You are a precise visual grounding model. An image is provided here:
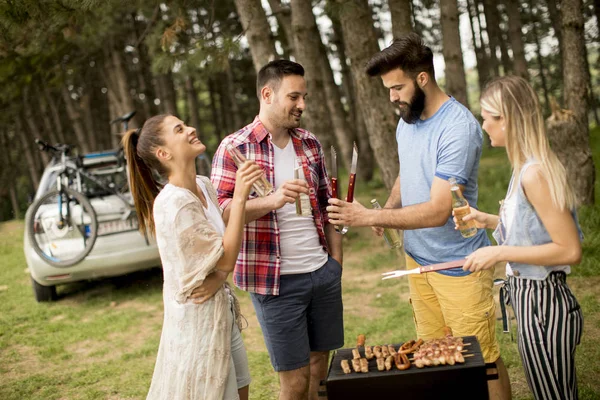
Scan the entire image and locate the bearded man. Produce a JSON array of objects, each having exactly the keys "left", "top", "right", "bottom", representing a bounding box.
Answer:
[{"left": 326, "top": 33, "right": 512, "bottom": 400}]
